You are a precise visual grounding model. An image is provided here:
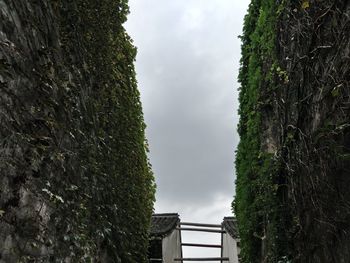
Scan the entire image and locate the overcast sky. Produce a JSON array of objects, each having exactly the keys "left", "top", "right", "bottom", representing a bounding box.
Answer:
[{"left": 126, "top": 0, "right": 249, "bottom": 259}]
